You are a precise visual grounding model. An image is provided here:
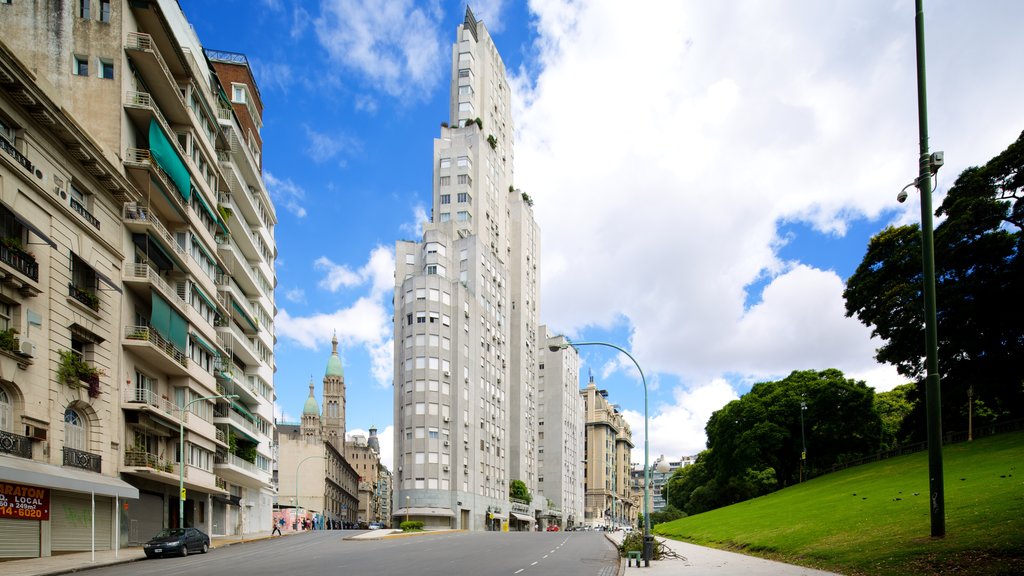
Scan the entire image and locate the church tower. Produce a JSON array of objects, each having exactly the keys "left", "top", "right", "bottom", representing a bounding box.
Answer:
[
  {"left": 323, "top": 334, "right": 347, "bottom": 449},
  {"left": 301, "top": 379, "right": 321, "bottom": 438}
]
